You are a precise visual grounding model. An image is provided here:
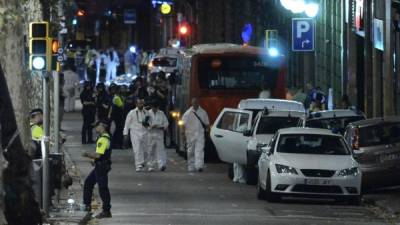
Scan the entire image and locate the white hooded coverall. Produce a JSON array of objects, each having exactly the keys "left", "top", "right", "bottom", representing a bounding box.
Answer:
[
  {"left": 123, "top": 108, "right": 149, "bottom": 169},
  {"left": 105, "top": 50, "right": 119, "bottom": 82},
  {"left": 147, "top": 110, "right": 169, "bottom": 170},
  {"left": 182, "top": 106, "right": 209, "bottom": 171}
]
